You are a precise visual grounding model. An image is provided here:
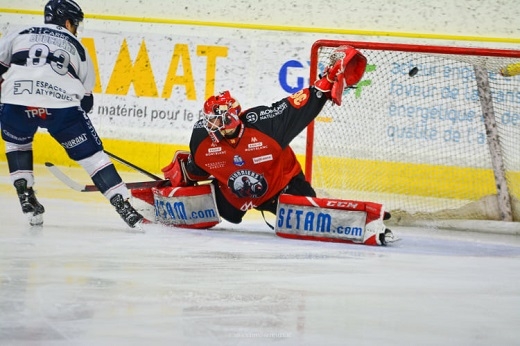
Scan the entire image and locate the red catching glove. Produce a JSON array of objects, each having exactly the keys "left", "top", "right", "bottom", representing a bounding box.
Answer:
[{"left": 314, "top": 46, "right": 367, "bottom": 106}]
